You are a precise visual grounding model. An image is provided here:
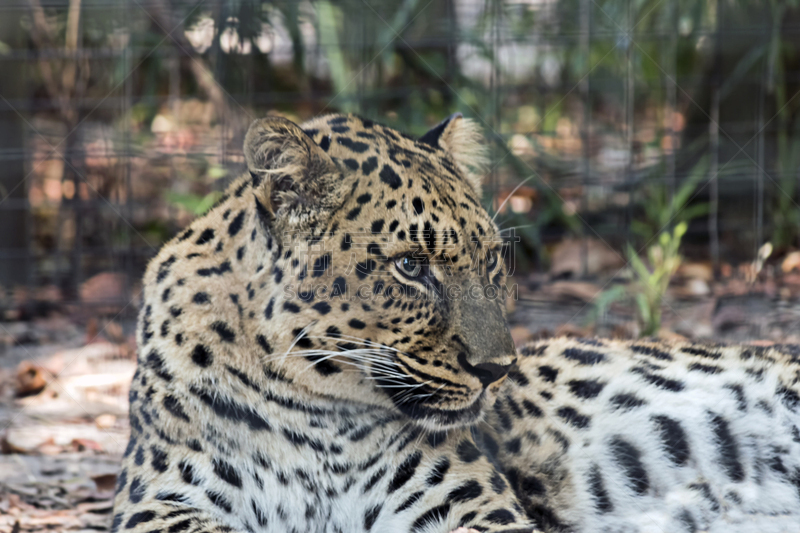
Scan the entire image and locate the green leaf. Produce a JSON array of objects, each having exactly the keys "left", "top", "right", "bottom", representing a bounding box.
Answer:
[
  {"left": 720, "top": 43, "right": 767, "bottom": 101},
  {"left": 587, "top": 285, "right": 627, "bottom": 326},
  {"left": 668, "top": 156, "right": 708, "bottom": 224},
  {"left": 166, "top": 191, "right": 222, "bottom": 216},
  {"left": 674, "top": 221, "right": 688, "bottom": 240},
  {"left": 635, "top": 293, "right": 651, "bottom": 329},
  {"left": 208, "top": 165, "right": 228, "bottom": 180},
  {"left": 317, "top": 2, "right": 354, "bottom": 113},
  {"left": 628, "top": 250, "right": 652, "bottom": 283}
]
